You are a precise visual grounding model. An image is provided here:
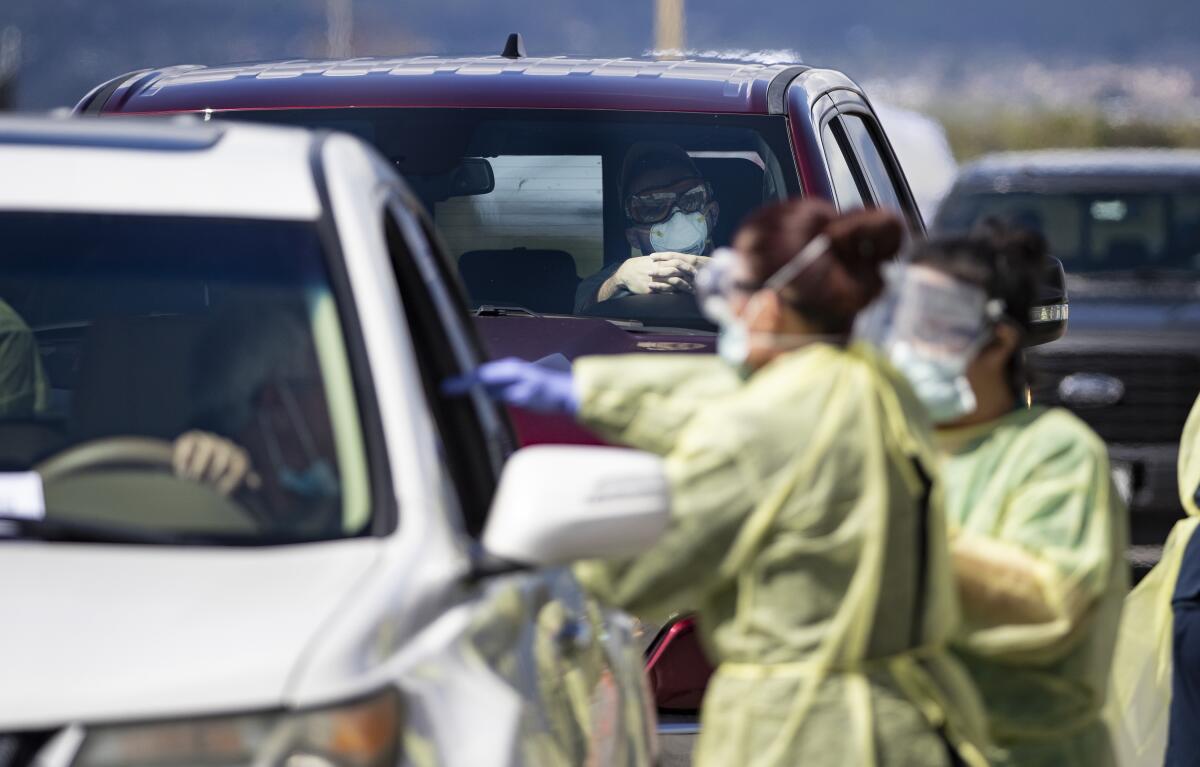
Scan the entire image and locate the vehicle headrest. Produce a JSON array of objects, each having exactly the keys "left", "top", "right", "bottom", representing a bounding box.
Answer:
[
  {"left": 70, "top": 315, "right": 209, "bottom": 442},
  {"left": 692, "top": 157, "right": 765, "bottom": 248}
]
